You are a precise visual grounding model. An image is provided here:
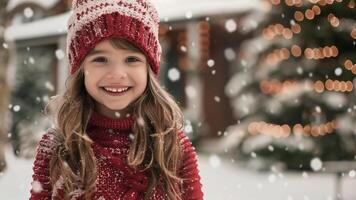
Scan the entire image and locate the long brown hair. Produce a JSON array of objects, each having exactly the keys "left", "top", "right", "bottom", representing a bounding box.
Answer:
[{"left": 45, "top": 38, "right": 185, "bottom": 199}]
